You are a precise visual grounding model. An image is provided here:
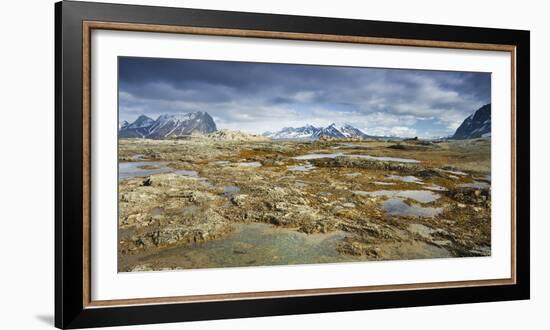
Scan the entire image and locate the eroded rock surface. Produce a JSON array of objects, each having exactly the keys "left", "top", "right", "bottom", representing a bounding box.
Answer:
[{"left": 118, "top": 138, "right": 491, "bottom": 271}]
